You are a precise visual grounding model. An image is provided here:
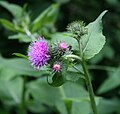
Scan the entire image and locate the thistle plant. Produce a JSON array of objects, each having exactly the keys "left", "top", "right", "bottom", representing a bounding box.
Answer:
[
  {"left": 0, "top": 1, "right": 110, "bottom": 113},
  {"left": 26, "top": 10, "right": 108, "bottom": 114},
  {"left": 67, "top": 21, "right": 98, "bottom": 113}
]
